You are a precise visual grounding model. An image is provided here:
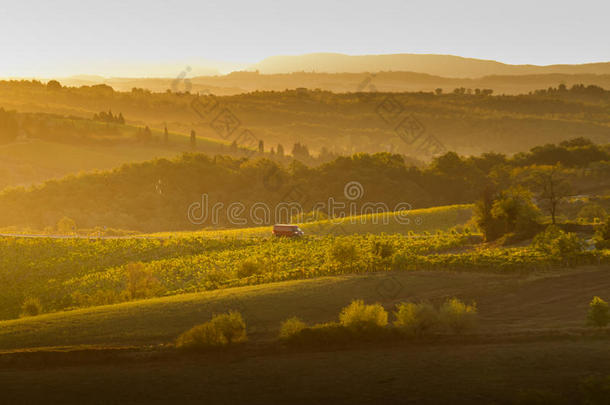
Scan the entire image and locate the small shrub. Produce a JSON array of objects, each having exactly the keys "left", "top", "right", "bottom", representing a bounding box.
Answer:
[
  {"left": 532, "top": 225, "right": 584, "bottom": 260},
  {"left": 339, "top": 300, "right": 388, "bottom": 332},
  {"left": 176, "top": 311, "right": 247, "bottom": 350},
  {"left": 124, "top": 262, "right": 161, "bottom": 300},
  {"left": 327, "top": 240, "right": 359, "bottom": 268},
  {"left": 580, "top": 375, "right": 610, "bottom": 405},
  {"left": 279, "top": 317, "right": 307, "bottom": 340},
  {"left": 394, "top": 302, "right": 439, "bottom": 336},
  {"left": 20, "top": 297, "right": 43, "bottom": 317},
  {"left": 236, "top": 259, "right": 263, "bottom": 278},
  {"left": 439, "top": 298, "right": 477, "bottom": 334},
  {"left": 586, "top": 296, "right": 609, "bottom": 328}
]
